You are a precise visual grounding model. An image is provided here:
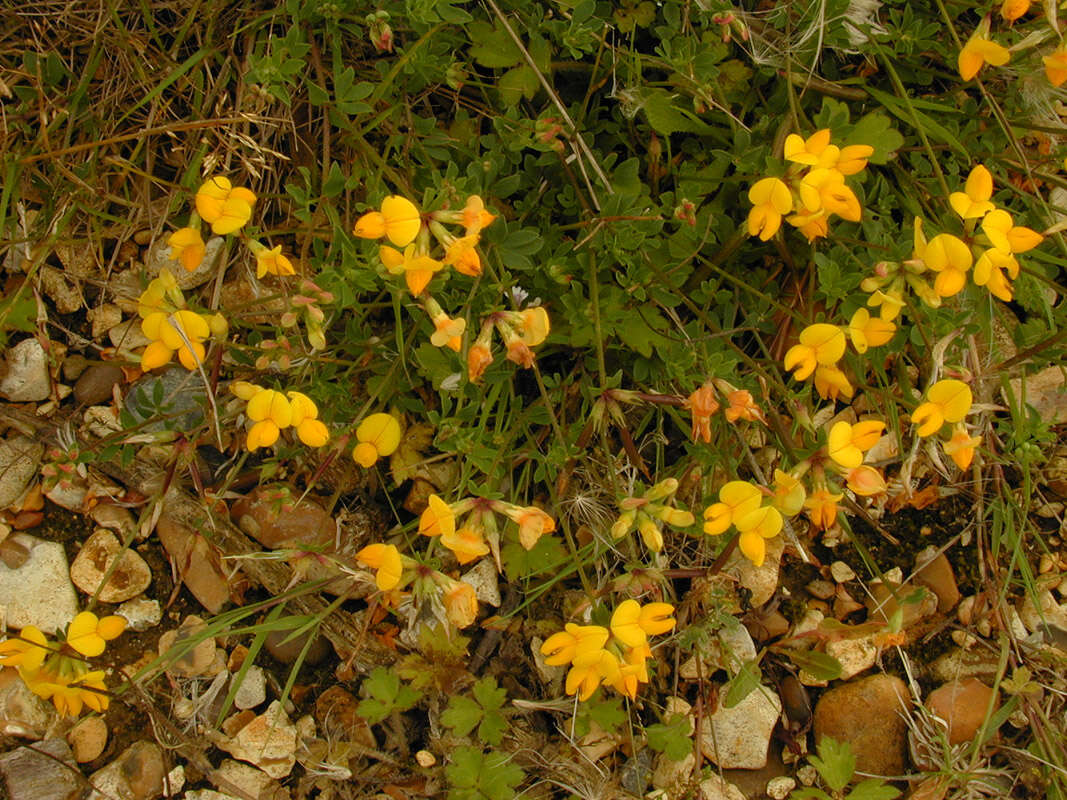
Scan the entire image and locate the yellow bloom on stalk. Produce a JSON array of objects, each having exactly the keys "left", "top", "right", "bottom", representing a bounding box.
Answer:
[
  {"left": 140, "top": 309, "right": 211, "bottom": 371},
  {"left": 430, "top": 313, "right": 466, "bottom": 352},
  {"left": 245, "top": 389, "right": 292, "bottom": 450},
  {"left": 1000, "top": 0, "right": 1031, "bottom": 23},
  {"left": 353, "top": 195, "right": 421, "bottom": 247},
  {"left": 441, "top": 526, "right": 490, "bottom": 565},
  {"left": 784, "top": 129, "right": 834, "bottom": 166},
  {"left": 920, "top": 233, "right": 973, "bottom": 298},
  {"left": 256, "top": 245, "right": 296, "bottom": 278},
  {"left": 827, "top": 420, "right": 885, "bottom": 470},
  {"left": 195, "top": 176, "right": 256, "bottom": 235},
  {"left": 958, "top": 33, "right": 1010, "bottom": 81},
  {"left": 846, "top": 466, "right": 887, "bottom": 496},
  {"left": 772, "top": 469, "right": 806, "bottom": 516},
  {"left": 950, "top": 166, "right": 996, "bottom": 220},
  {"left": 747, "top": 177, "right": 792, "bottom": 241},
  {"left": 867, "top": 287, "right": 906, "bottom": 322},
  {"left": 736, "top": 505, "right": 783, "bottom": 566},
  {"left": 24, "top": 668, "right": 110, "bottom": 717},
  {"left": 519, "top": 307, "right": 551, "bottom": 346},
  {"left": 980, "top": 210, "right": 1043, "bottom": 255},
  {"left": 703, "top": 480, "right": 762, "bottom": 535},
  {"left": 379, "top": 244, "right": 444, "bottom": 295},
  {"left": 287, "top": 391, "right": 329, "bottom": 447},
  {"left": 973, "top": 248, "right": 1020, "bottom": 302},
  {"left": 443, "top": 580, "right": 479, "bottom": 628},
  {"left": 461, "top": 195, "right": 496, "bottom": 235},
  {"left": 610, "top": 600, "right": 676, "bottom": 648},
  {"left": 784, "top": 323, "right": 846, "bottom": 381},
  {"left": 356, "top": 543, "right": 404, "bottom": 591},
  {"left": 168, "top": 227, "right": 206, "bottom": 272},
  {"left": 1044, "top": 45, "right": 1067, "bottom": 86},
  {"left": 798, "top": 168, "right": 861, "bottom": 222},
  {"left": 848, "top": 308, "right": 896, "bottom": 354},
  {"left": 724, "top": 390, "right": 764, "bottom": 424},
  {"left": 0, "top": 626, "right": 49, "bottom": 671},
  {"left": 836, "top": 144, "right": 875, "bottom": 176},
  {"left": 540, "top": 624, "right": 610, "bottom": 666},
  {"left": 443, "top": 234, "right": 482, "bottom": 277},
  {"left": 353, "top": 413, "right": 402, "bottom": 467},
  {"left": 566, "top": 649, "right": 620, "bottom": 701},
  {"left": 419, "top": 494, "right": 455, "bottom": 538},
  {"left": 944, "top": 425, "right": 982, "bottom": 470},
  {"left": 912, "top": 379, "right": 973, "bottom": 437},
  {"left": 813, "top": 365, "right": 853, "bottom": 401},
  {"left": 805, "top": 488, "right": 843, "bottom": 530},
  {"left": 65, "top": 611, "right": 126, "bottom": 658}
]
